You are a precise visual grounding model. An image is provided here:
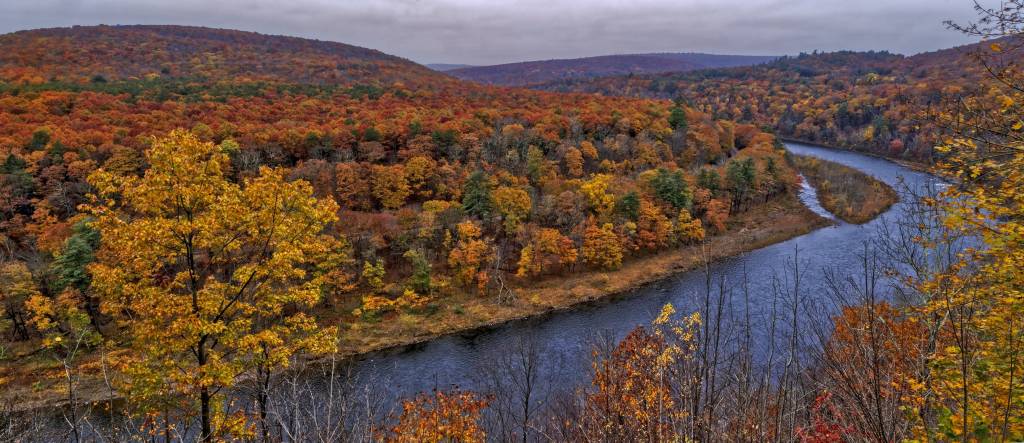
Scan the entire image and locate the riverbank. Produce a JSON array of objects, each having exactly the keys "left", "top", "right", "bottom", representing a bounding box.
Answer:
[
  {"left": 4, "top": 192, "right": 830, "bottom": 410},
  {"left": 779, "top": 137, "right": 932, "bottom": 173},
  {"left": 335, "top": 191, "right": 830, "bottom": 359},
  {"left": 792, "top": 154, "right": 899, "bottom": 224}
]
